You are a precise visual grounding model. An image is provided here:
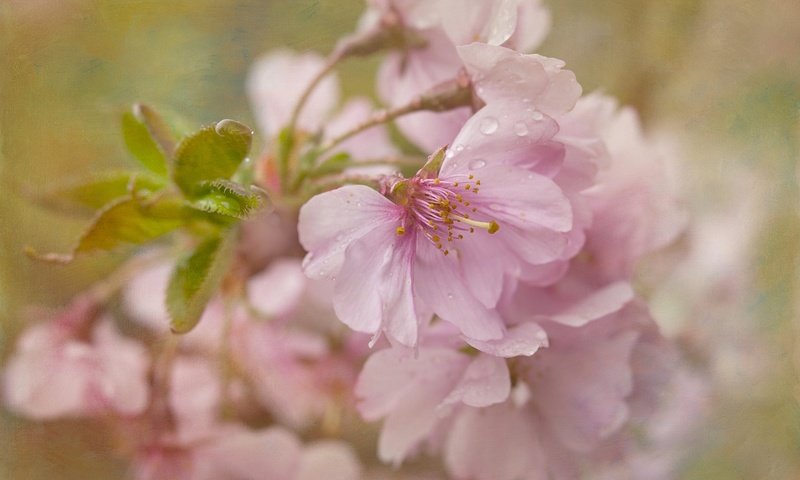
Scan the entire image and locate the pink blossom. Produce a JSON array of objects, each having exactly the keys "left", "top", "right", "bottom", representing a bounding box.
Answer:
[
  {"left": 3, "top": 307, "right": 150, "bottom": 420},
  {"left": 299, "top": 105, "right": 573, "bottom": 347}
]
